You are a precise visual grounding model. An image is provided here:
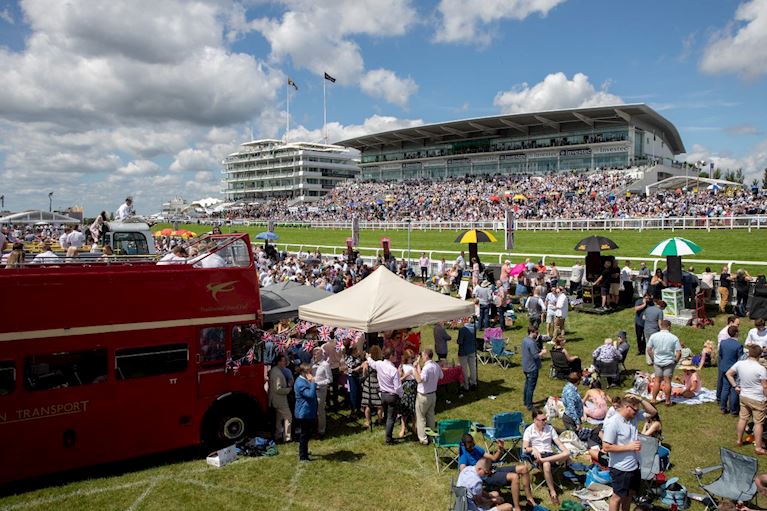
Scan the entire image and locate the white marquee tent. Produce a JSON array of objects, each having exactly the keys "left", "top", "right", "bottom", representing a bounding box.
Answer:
[{"left": 298, "top": 266, "right": 475, "bottom": 332}]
